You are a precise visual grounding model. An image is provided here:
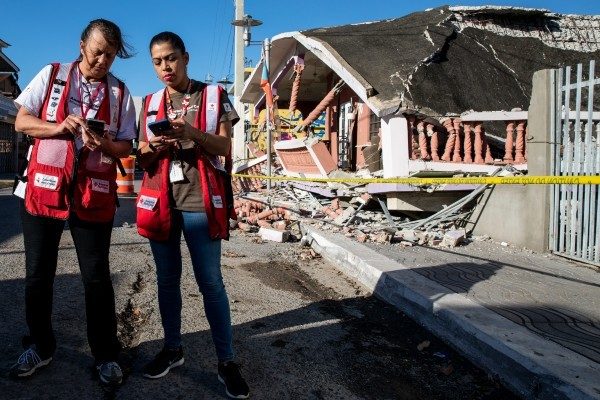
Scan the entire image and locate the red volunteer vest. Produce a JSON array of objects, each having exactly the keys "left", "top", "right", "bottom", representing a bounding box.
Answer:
[
  {"left": 136, "top": 83, "right": 235, "bottom": 241},
  {"left": 25, "top": 62, "right": 124, "bottom": 222}
]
